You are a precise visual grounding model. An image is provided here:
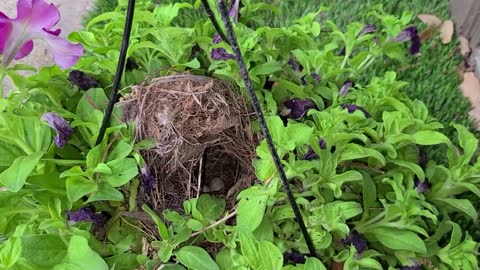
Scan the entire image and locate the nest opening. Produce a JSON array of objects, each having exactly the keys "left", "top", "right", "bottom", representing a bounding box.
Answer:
[{"left": 121, "top": 74, "right": 257, "bottom": 214}]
